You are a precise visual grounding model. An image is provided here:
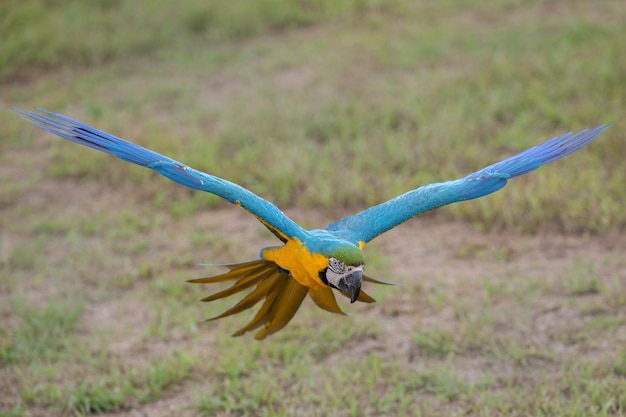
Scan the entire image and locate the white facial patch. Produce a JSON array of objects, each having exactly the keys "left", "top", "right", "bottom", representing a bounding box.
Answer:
[{"left": 326, "top": 257, "right": 363, "bottom": 288}]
